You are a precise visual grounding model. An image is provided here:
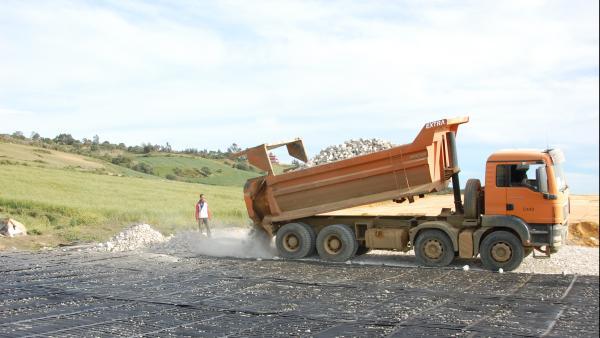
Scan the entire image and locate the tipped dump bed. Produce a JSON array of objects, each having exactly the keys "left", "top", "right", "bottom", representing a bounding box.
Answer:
[{"left": 241, "top": 117, "right": 469, "bottom": 231}]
